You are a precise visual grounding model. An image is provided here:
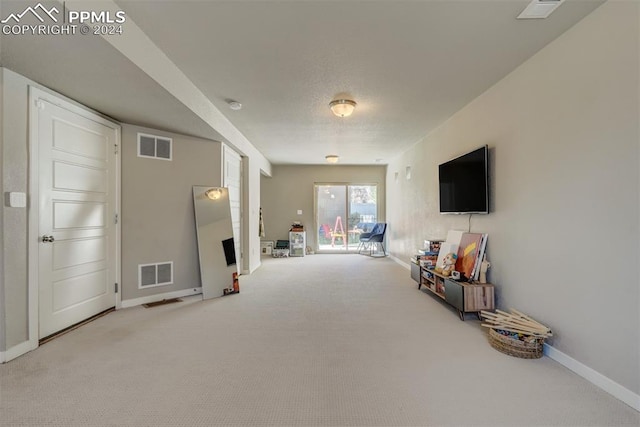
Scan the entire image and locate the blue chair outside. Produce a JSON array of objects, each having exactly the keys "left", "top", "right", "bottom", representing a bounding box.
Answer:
[
  {"left": 358, "top": 223, "right": 387, "bottom": 256},
  {"left": 354, "top": 222, "right": 375, "bottom": 233}
]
